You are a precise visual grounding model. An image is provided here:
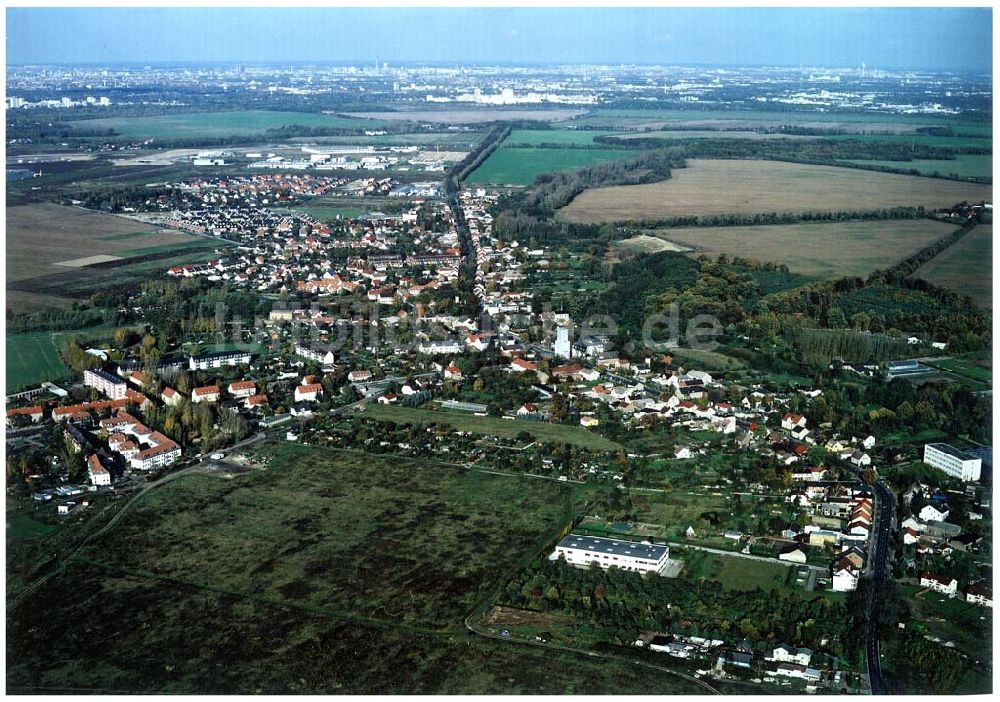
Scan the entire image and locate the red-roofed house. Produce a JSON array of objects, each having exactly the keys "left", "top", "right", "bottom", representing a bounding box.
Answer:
[
  {"left": 5, "top": 406, "right": 43, "bottom": 426},
  {"left": 192, "top": 385, "right": 221, "bottom": 404},
  {"left": 245, "top": 394, "right": 268, "bottom": 409},
  {"left": 161, "top": 386, "right": 182, "bottom": 407},
  {"left": 294, "top": 383, "right": 323, "bottom": 403},
  {"left": 228, "top": 380, "right": 257, "bottom": 399}
]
